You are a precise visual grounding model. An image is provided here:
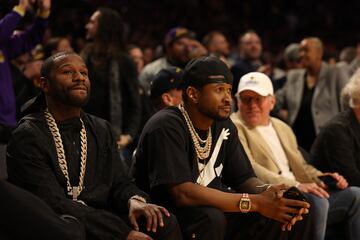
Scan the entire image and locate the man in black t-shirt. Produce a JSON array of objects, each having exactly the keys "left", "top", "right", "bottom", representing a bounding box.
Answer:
[{"left": 135, "top": 56, "right": 313, "bottom": 239}]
